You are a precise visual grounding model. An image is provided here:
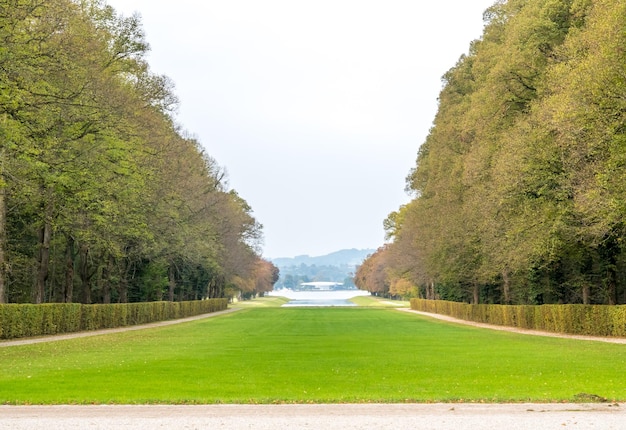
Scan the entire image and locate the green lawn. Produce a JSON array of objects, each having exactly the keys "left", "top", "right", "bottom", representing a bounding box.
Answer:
[
  {"left": 1, "top": 306, "right": 624, "bottom": 404},
  {"left": 232, "top": 295, "right": 291, "bottom": 308},
  {"left": 349, "top": 295, "right": 410, "bottom": 307}
]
